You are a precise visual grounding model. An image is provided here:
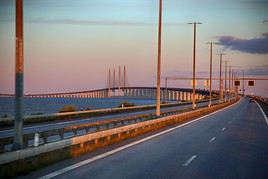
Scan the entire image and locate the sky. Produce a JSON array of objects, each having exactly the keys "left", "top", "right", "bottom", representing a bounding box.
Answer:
[{"left": 0, "top": 0, "right": 267, "bottom": 96}]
